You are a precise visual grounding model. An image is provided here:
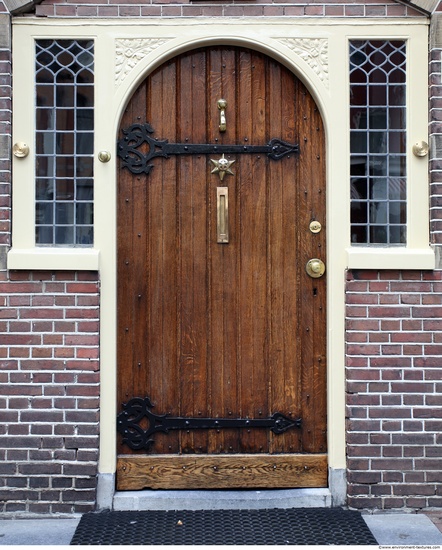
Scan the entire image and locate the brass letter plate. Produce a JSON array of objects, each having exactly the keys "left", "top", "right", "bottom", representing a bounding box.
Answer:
[{"left": 217, "top": 187, "right": 229, "bottom": 243}]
